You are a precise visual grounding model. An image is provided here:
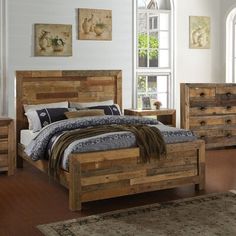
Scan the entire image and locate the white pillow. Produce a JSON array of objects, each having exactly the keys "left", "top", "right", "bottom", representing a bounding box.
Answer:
[
  {"left": 24, "top": 101, "right": 68, "bottom": 113},
  {"left": 70, "top": 100, "right": 114, "bottom": 109},
  {"left": 23, "top": 101, "right": 69, "bottom": 129}
]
